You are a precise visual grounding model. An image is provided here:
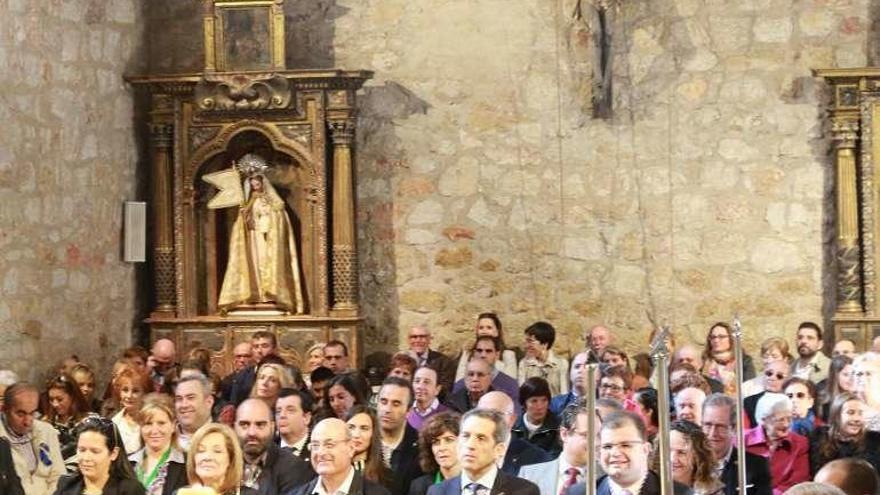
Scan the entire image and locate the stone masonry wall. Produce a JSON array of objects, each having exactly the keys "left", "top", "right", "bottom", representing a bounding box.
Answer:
[
  {"left": 336, "top": 0, "right": 869, "bottom": 358},
  {"left": 0, "top": 0, "right": 143, "bottom": 381}
]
